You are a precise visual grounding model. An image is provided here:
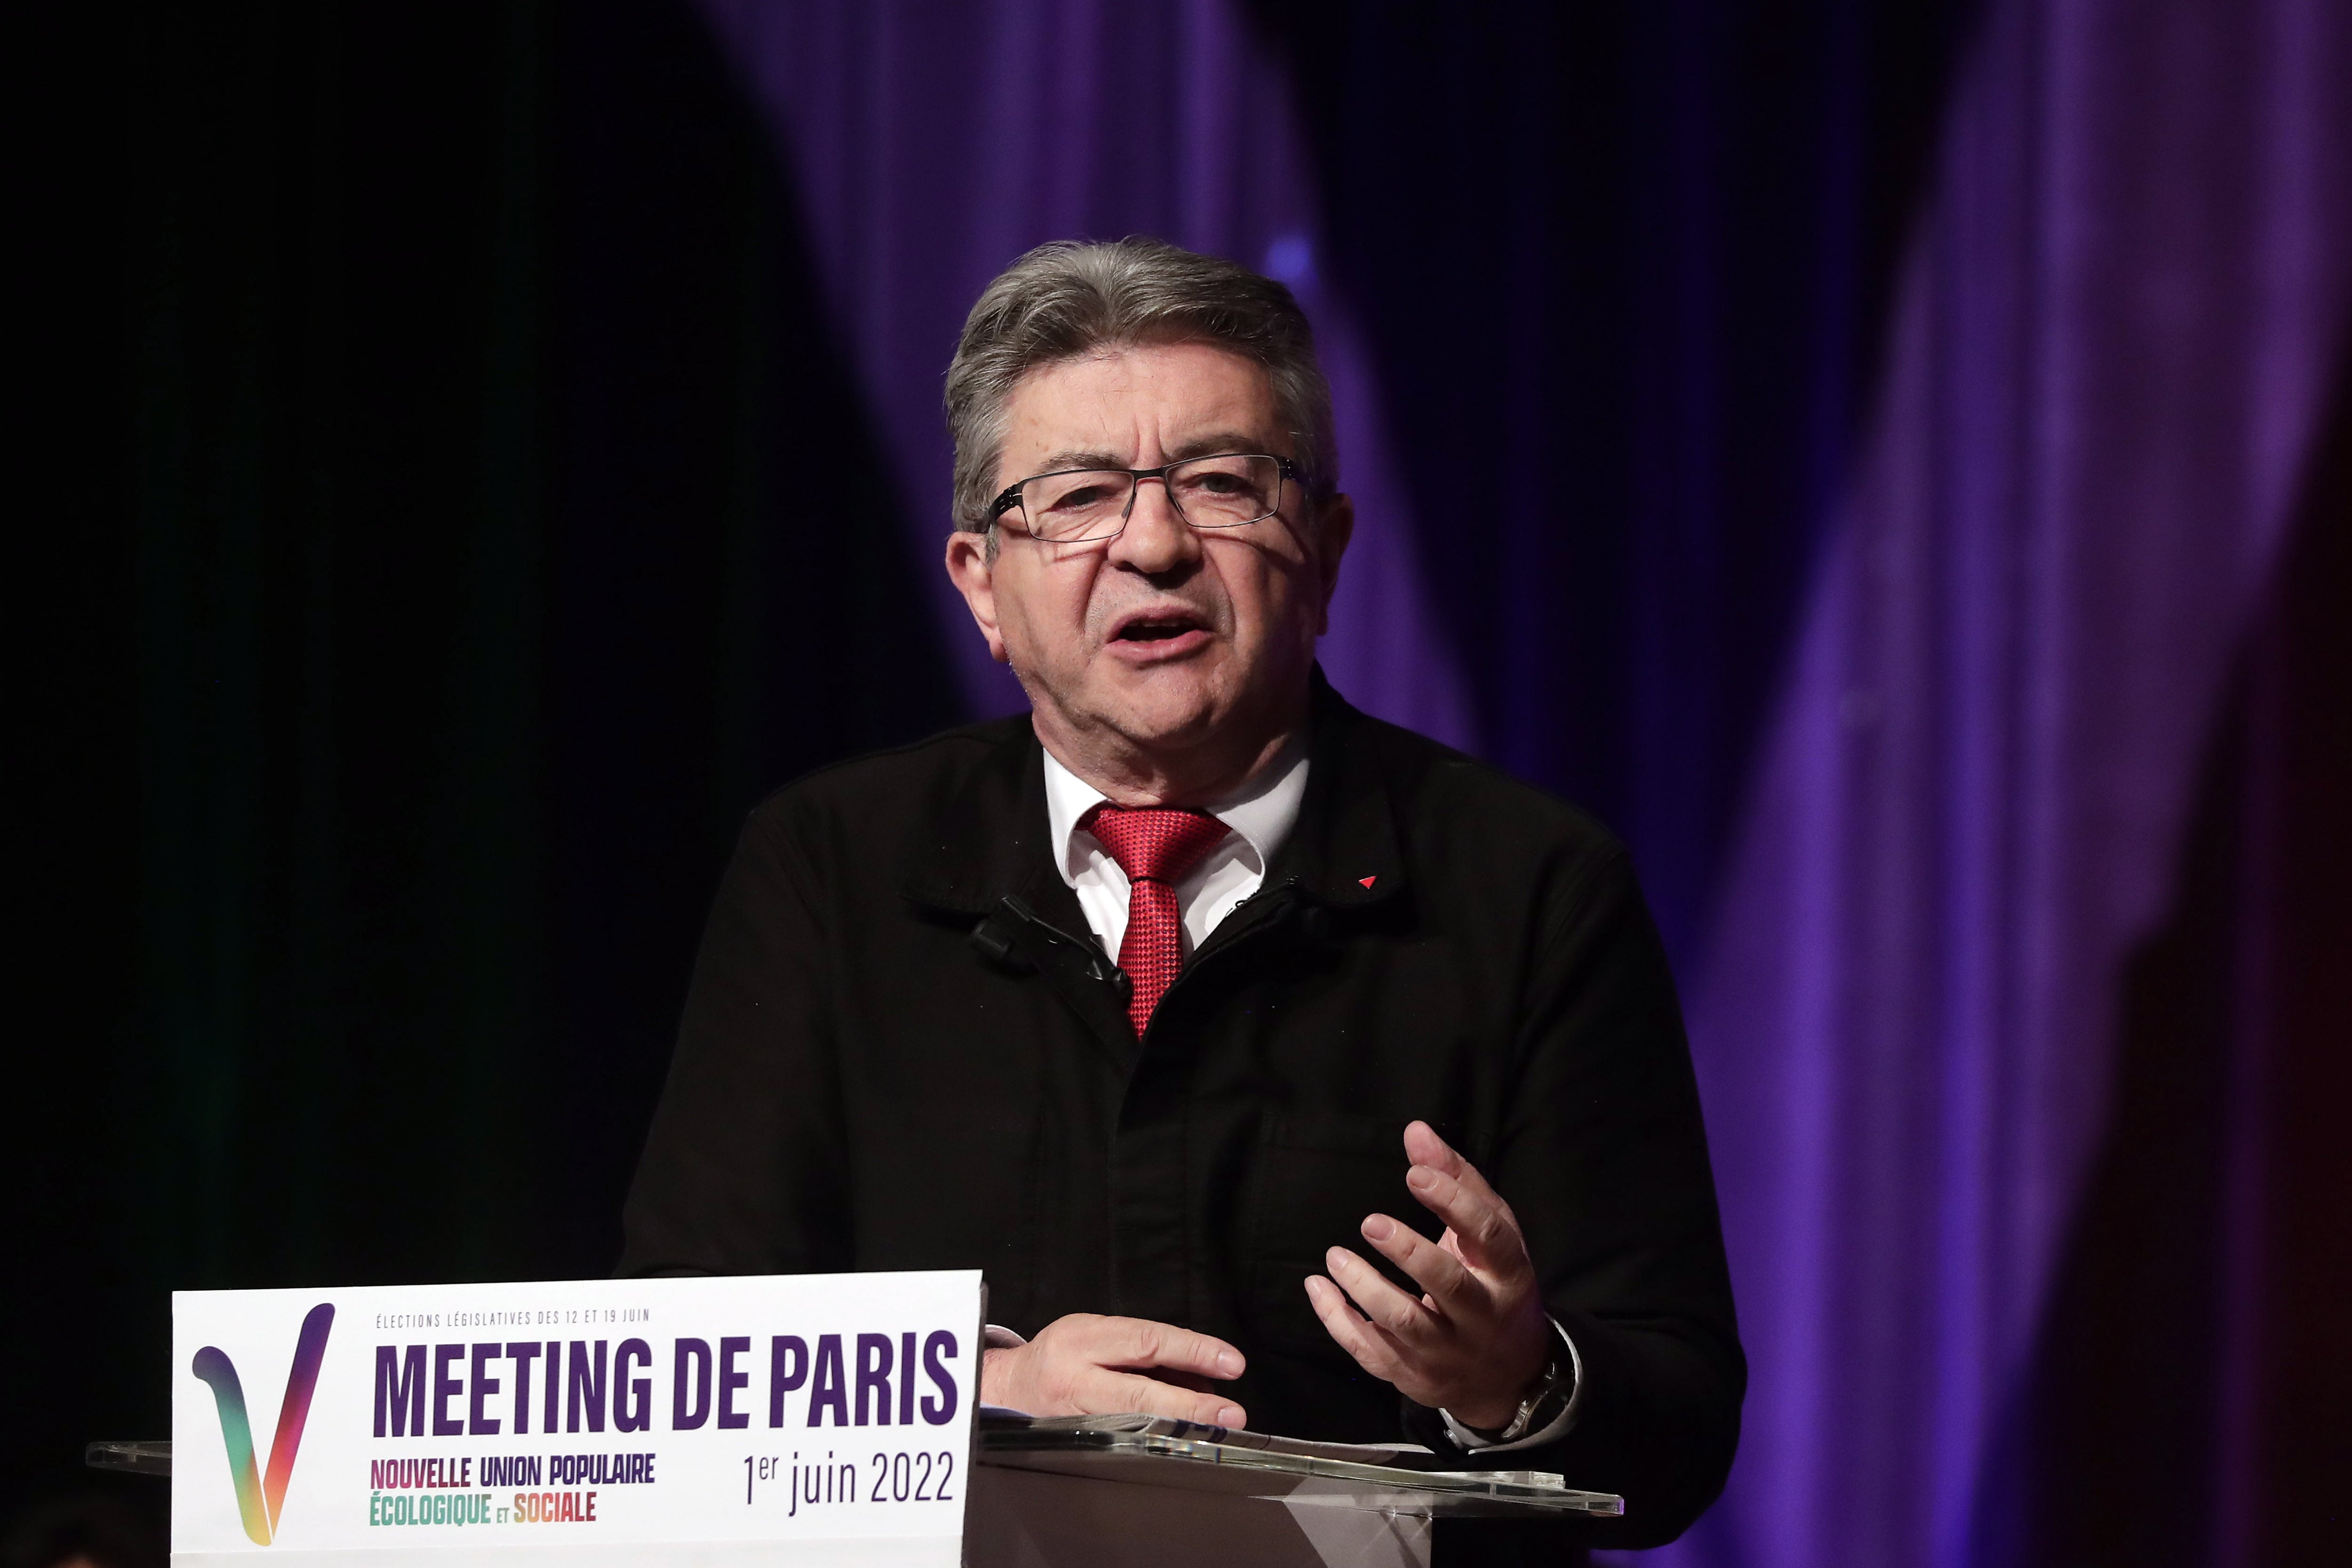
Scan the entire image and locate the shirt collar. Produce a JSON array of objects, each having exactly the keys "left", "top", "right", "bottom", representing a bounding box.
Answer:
[{"left": 1041, "top": 734, "right": 1311, "bottom": 887}]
